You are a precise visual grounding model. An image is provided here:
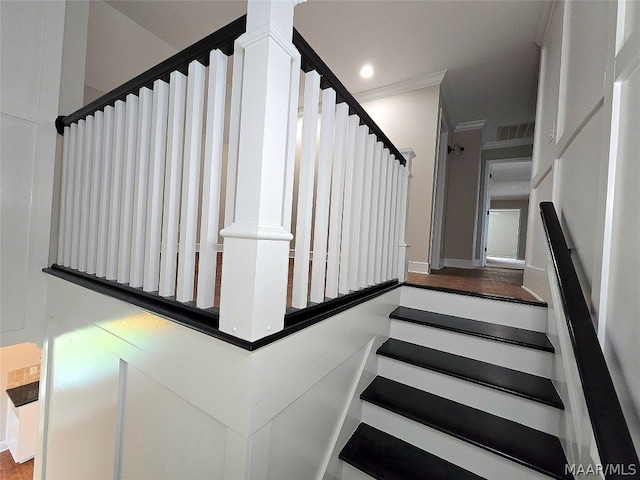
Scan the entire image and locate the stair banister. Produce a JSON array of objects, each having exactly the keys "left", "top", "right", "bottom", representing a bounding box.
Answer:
[{"left": 540, "top": 202, "right": 639, "bottom": 478}]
